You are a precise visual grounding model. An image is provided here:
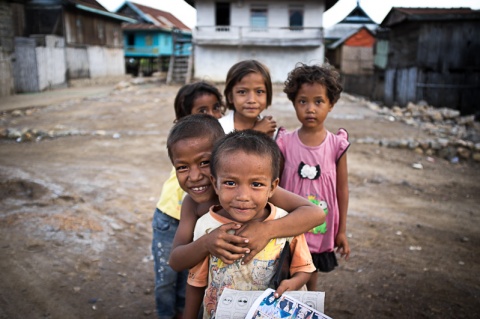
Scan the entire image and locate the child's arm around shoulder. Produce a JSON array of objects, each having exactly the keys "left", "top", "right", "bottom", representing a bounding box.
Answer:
[
  {"left": 236, "top": 188, "right": 326, "bottom": 264},
  {"left": 169, "top": 195, "right": 251, "bottom": 271}
]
